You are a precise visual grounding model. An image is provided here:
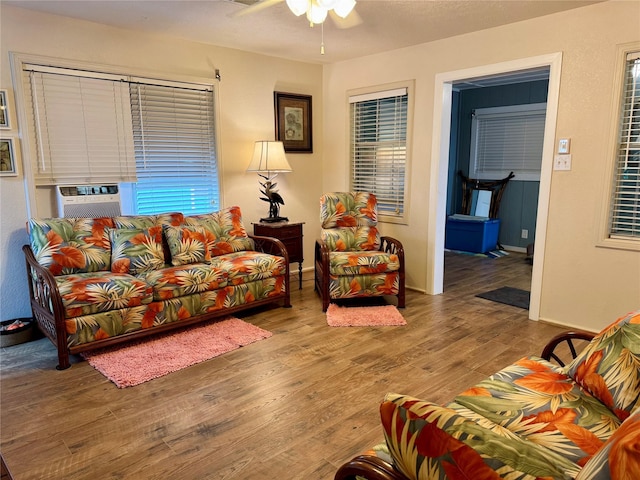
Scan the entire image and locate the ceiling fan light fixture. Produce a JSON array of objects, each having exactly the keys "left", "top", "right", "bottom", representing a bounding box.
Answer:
[
  {"left": 317, "top": 0, "right": 339, "bottom": 9},
  {"left": 306, "top": 1, "right": 328, "bottom": 24},
  {"left": 333, "top": 0, "right": 356, "bottom": 18},
  {"left": 286, "top": 0, "right": 309, "bottom": 16}
]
